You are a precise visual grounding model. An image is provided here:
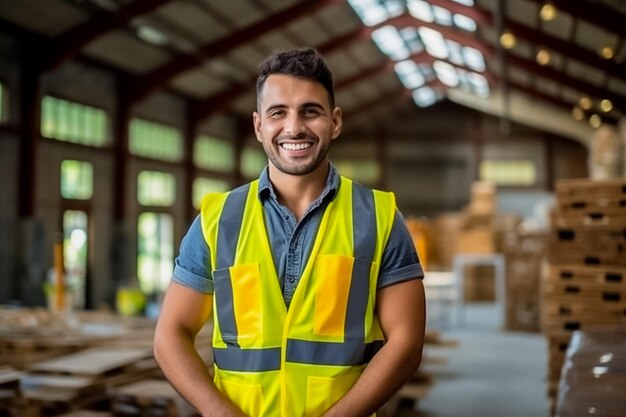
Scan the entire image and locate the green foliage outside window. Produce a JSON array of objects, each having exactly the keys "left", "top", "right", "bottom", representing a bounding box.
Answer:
[
  {"left": 193, "top": 177, "right": 229, "bottom": 209},
  {"left": 41, "top": 96, "right": 107, "bottom": 146},
  {"left": 194, "top": 135, "right": 235, "bottom": 172},
  {"left": 137, "top": 212, "right": 173, "bottom": 294},
  {"left": 137, "top": 170, "right": 176, "bottom": 207},
  {"left": 241, "top": 146, "right": 267, "bottom": 179},
  {"left": 334, "top": 159, "right": 381, "bottom": 185},
  {"left": 61, "top": 160, "right": 93, "bottom": 200},
  {"left": 129, "top": 118, "right": 183, "bottom": 162}
]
